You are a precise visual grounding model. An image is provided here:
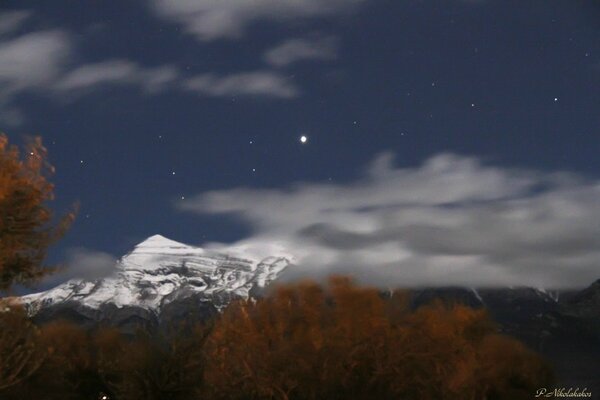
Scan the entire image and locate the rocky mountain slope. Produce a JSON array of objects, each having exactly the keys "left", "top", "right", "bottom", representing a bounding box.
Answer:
[{"left": 18, "top": 235, "right": 291, "bottom": 330}]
